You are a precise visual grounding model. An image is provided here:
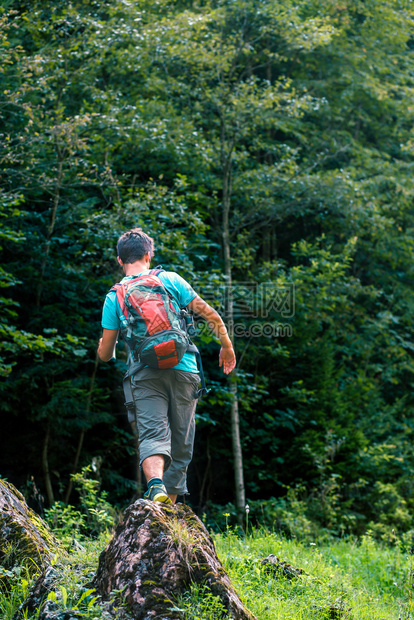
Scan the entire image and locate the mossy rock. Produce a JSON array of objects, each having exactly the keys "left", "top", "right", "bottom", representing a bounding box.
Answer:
[
  {"left": 93, "top": 499, "right": 257, "bottom": 620},
  {"left": 261, "top": 554, "right": 305, "bottom": 579},
  {"left": 0, "top": 479, "right": 61, "bottom": 572}
]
